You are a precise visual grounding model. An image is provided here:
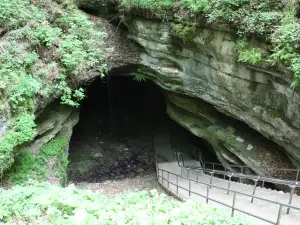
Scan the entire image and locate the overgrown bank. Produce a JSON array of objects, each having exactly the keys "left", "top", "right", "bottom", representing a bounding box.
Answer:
[{"left": 0, "top": 0, "right": 107, "bottom": 181}]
